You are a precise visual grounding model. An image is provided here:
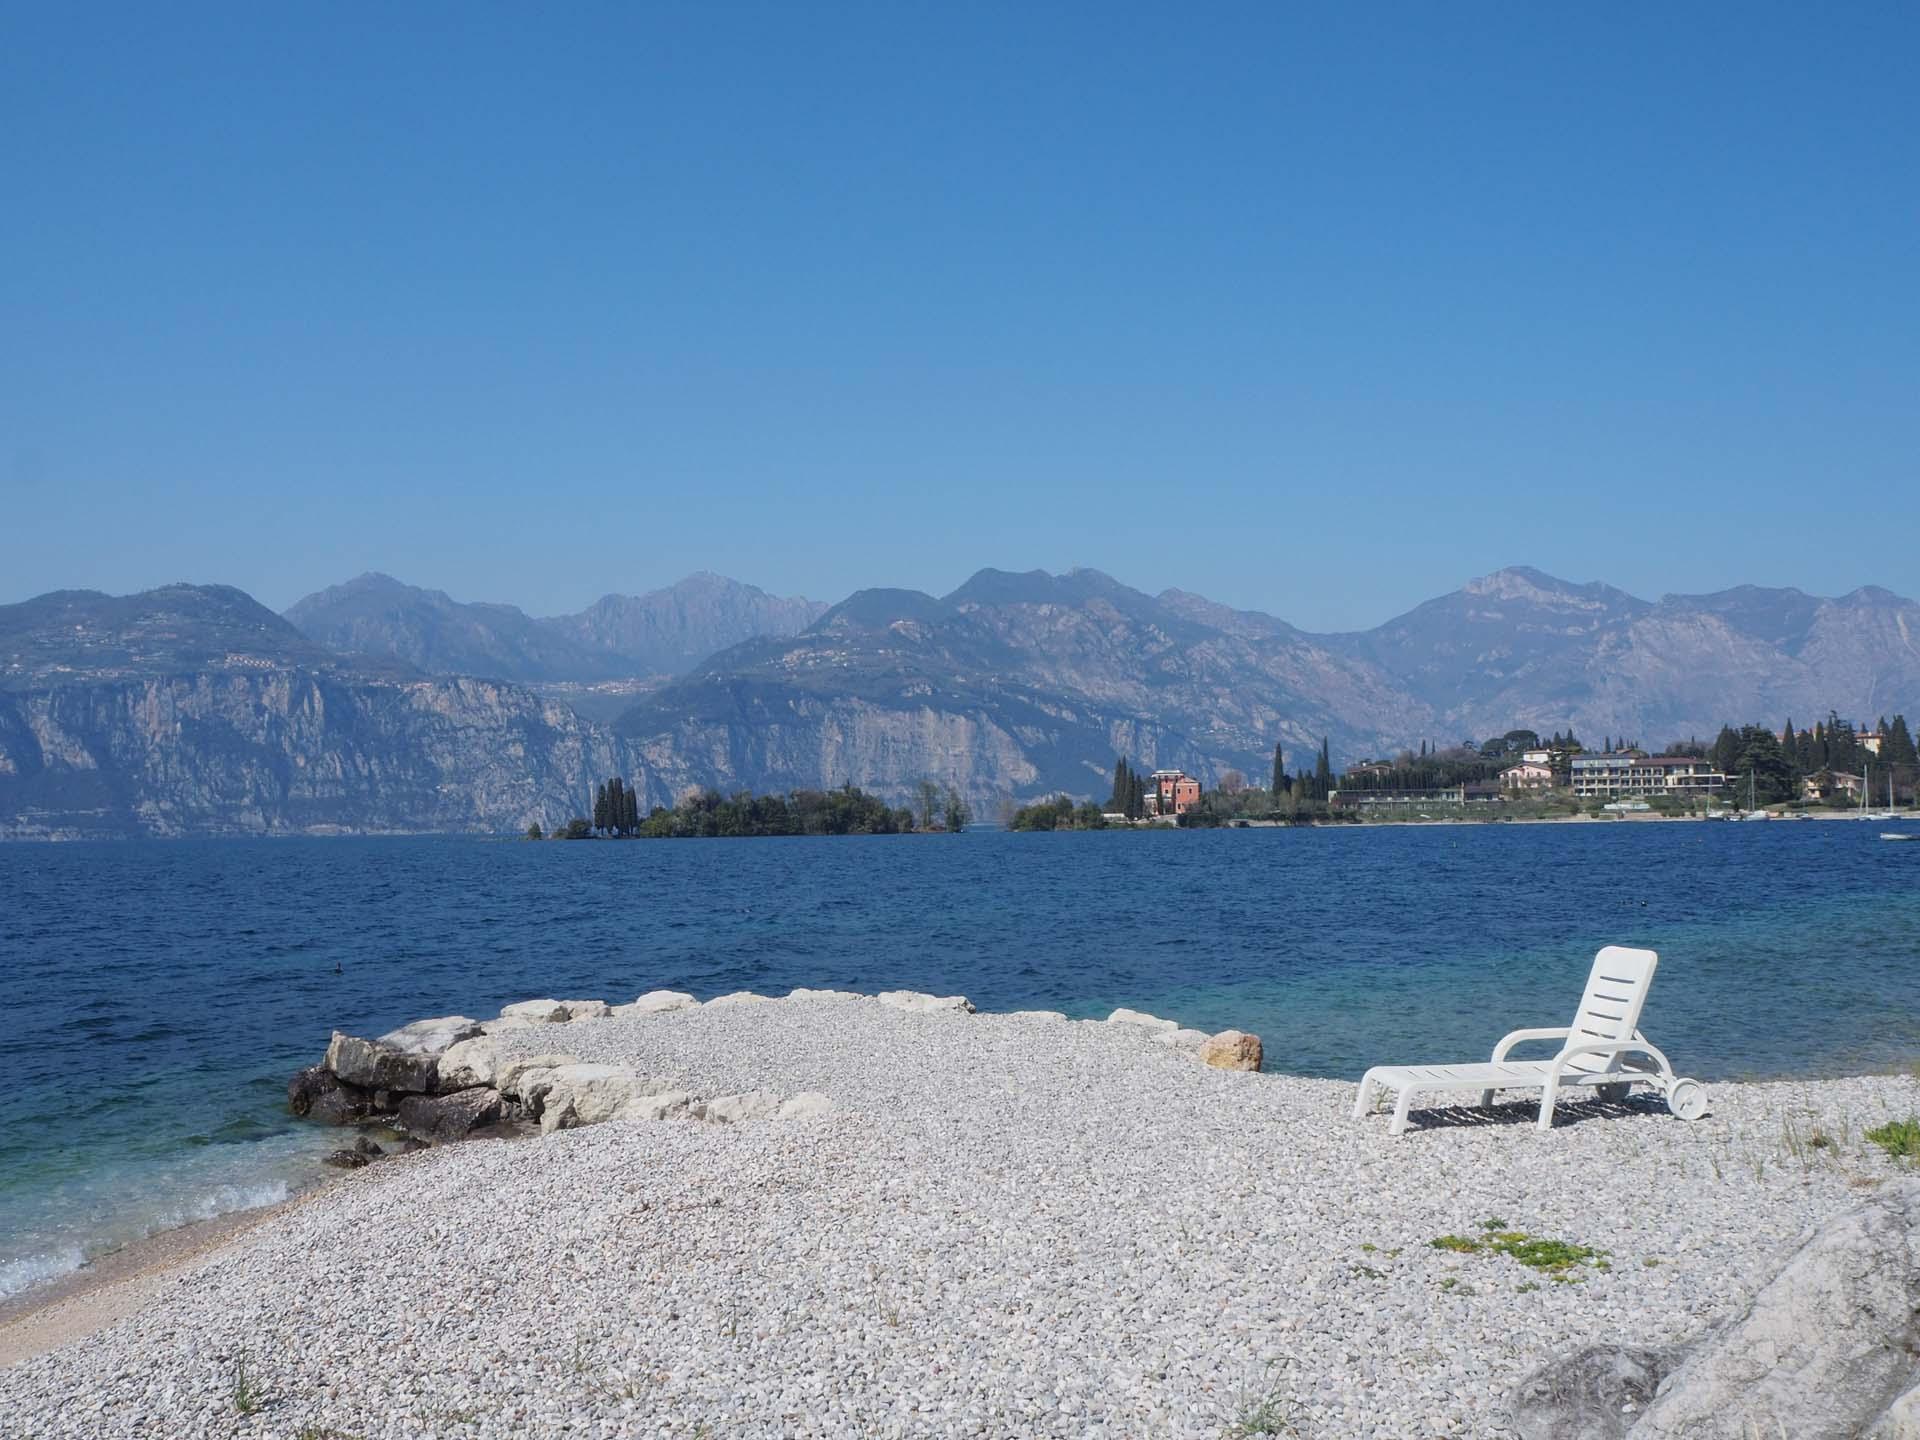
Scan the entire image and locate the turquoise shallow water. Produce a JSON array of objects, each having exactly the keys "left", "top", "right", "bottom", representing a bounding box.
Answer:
[{"left": 1, "top": 821, "right": 1917, "bottom": 1298}]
